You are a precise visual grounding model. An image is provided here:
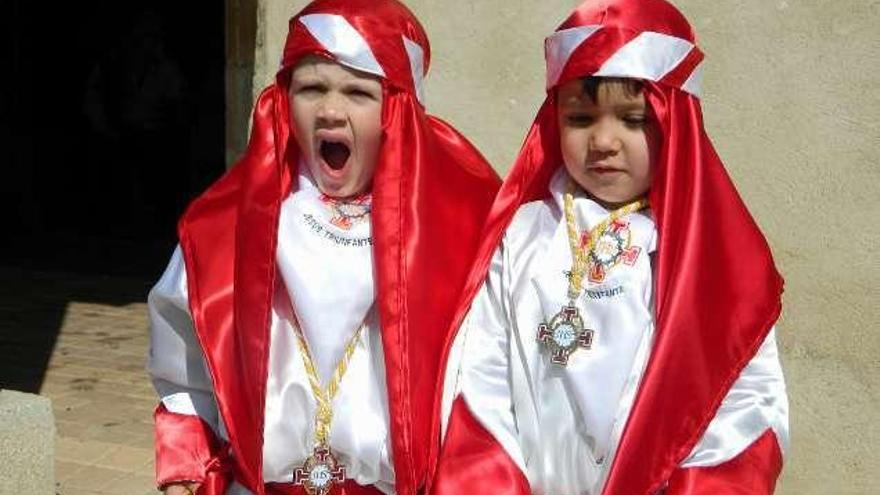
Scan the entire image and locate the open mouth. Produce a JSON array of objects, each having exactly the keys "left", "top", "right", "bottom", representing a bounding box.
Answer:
[{"left": 320, "top": 141, "right": 351, "bottom": 171}]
